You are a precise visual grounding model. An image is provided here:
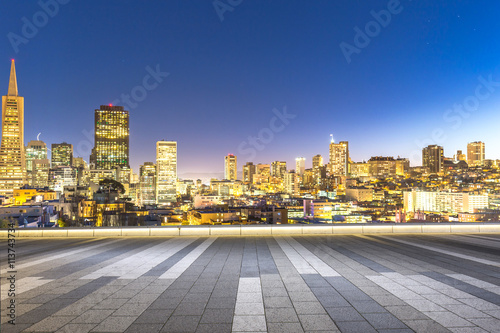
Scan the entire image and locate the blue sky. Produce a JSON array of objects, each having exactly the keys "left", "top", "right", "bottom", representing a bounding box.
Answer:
[{"left": 2, "top": 0, "right": 500, "bottom": 175}]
